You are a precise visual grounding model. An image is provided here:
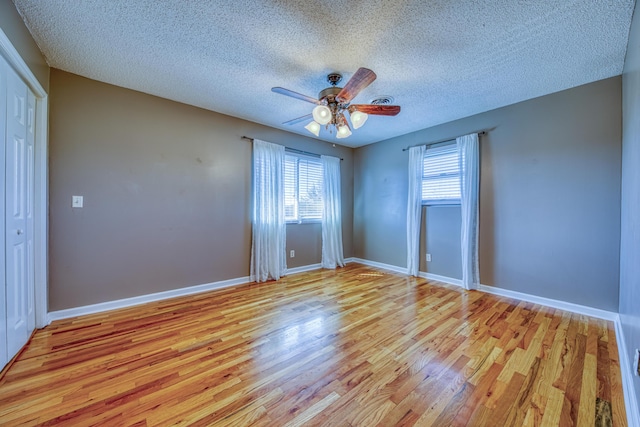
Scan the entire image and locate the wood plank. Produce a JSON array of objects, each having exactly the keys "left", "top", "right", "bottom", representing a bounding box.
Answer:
[
  {"left": 540, "top": 386, "right": 566, "bottom": 427},
  {"left": 577, "top": 353, "right": 598, "bottom": 426},
  {"left": 607, "top": 323, "right": 628, "bottom": 427}
]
